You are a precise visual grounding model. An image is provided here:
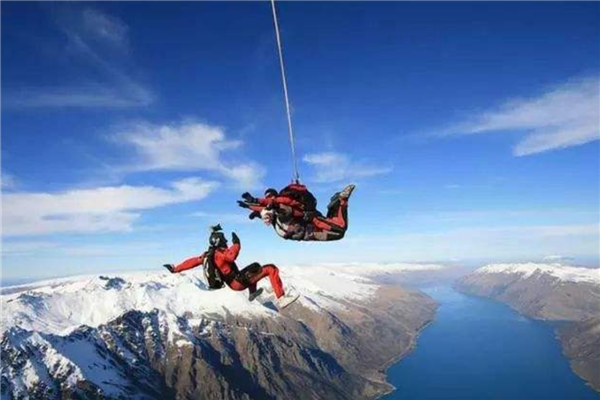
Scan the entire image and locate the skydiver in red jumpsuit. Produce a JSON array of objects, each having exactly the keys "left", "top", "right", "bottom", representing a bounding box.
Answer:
[
  {"left": 238, "top": 183, "right": 355, "bottom": 241},
  {"left": 163, "top": 226, "right": 299, "bottom": 309}
]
